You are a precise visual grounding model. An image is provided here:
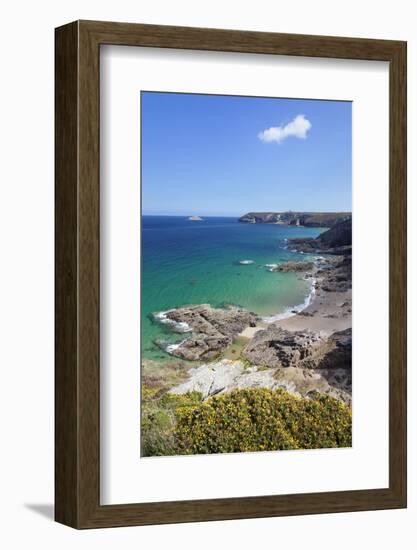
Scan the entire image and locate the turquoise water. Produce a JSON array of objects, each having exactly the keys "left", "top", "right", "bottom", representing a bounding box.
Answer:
[{"left": 141, "top": 216, "right": 325, "bottom": 361}]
